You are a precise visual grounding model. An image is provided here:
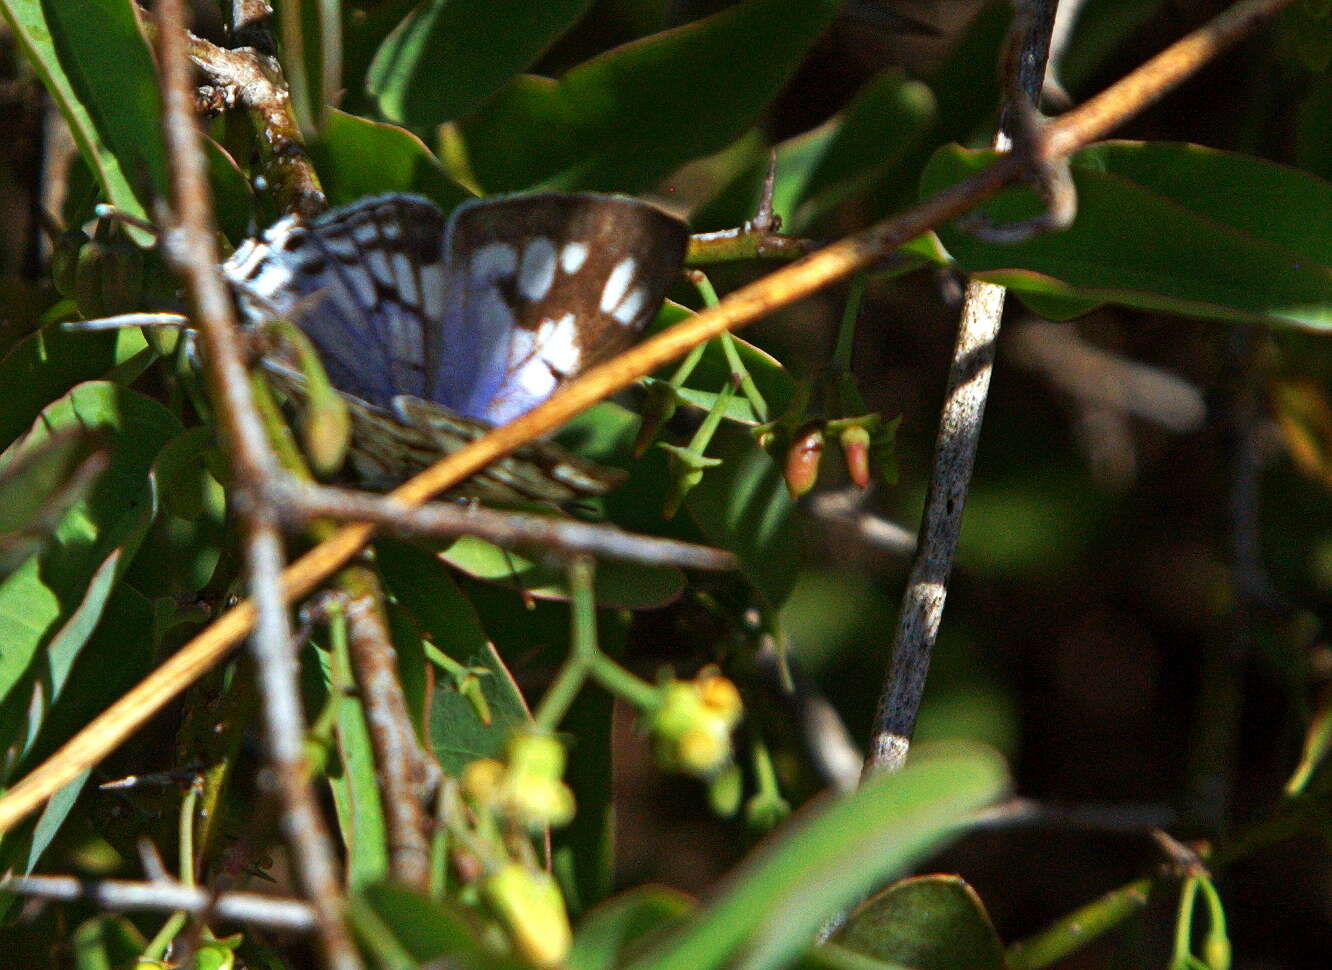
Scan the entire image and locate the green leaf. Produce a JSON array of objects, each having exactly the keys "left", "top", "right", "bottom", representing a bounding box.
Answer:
[
  {"left": 920, "top": 142, "right": 1332, "bottom": 331},
  {"left": 0, "top": 428, "right": 108, "bottom": 575},
  {"left": 312, "top": 108, "right": 474, "bottom": 212},
  {"left": 0, "top": 585, "right": 155, "bottom": 875},
  {"left": 0, "top": 383, "right": 177, "bottom": 739},
  {"left": 570, "top": 887, "right": 694, "bottom": 970},
  {"left": 367, "top": 0, "right": 593, "bottom": 129},
  {"left": 125, "top": 426, "right": 226, "bottom": 597},
  {"left": 456, "top": 0, "right": 840, "bottom": 193},
  {"left": 697, "top": 71, "right": 936, "bottom": 235},
  {"left": 375, "top": 539, "right": 533, "bottom": 776},
  {"left": 0, "top": 0, "right": 166, "bottom": 245},
  {"left": 351, "top": 881, "right": 523, "bottom": 970},
  {"left": 441, "top": 535, "right": 686, "bottom": 609},
  {"left": 835, "top": 875, "right": 1005, "bottom": 970},
  {"left": 623, "top": 744, "right": 1007, "bottom": 970},
  {"left": 684, "top": 422, "right": 798, "bottom": 607},
  {"left": 317, "top": 628, "right": 390, "bottom": 890},
  {"left": 0, "top": 323, "right": 149, "bottom": 452},
  {"left": 71, "top": 914, "right": 149, "bottom": 970}
]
